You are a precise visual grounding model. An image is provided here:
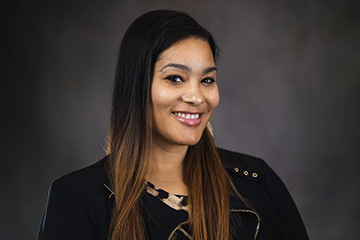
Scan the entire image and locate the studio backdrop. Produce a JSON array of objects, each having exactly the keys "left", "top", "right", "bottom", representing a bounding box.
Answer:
[{"left": 3, "top": 1, "right": 360, "bottom": 239}]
